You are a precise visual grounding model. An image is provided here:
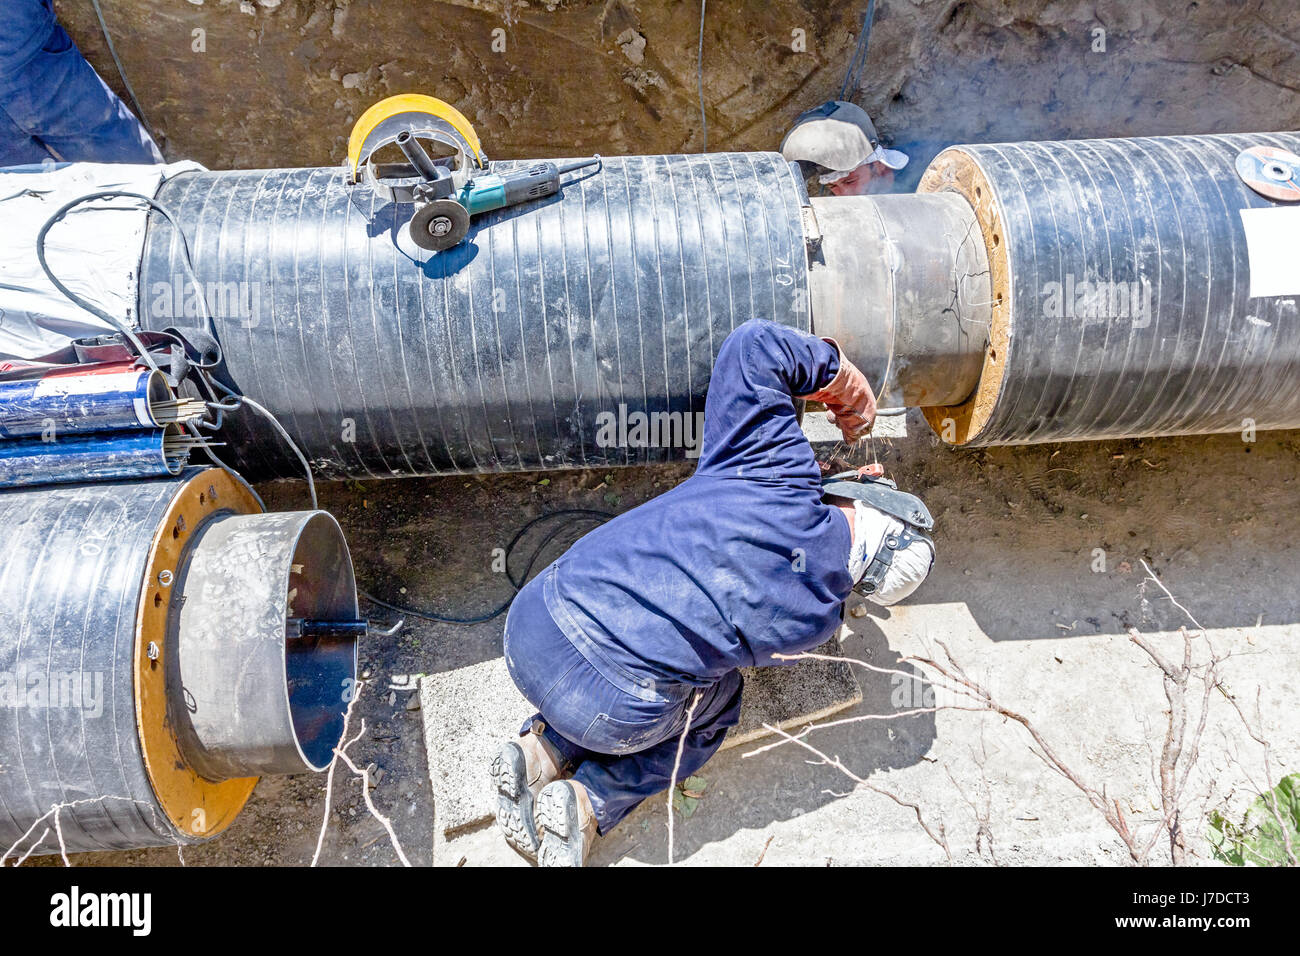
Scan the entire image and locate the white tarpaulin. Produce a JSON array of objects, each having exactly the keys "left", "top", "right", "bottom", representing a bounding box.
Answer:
[{"left": 0, "top": 160, "right": 204, "bottom": 360}]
